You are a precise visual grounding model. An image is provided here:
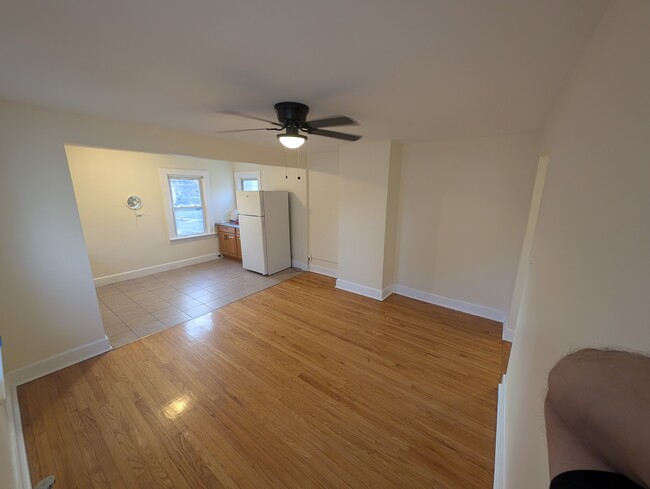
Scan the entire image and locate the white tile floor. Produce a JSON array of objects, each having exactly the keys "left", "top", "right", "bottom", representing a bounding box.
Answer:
[{"left": 96, "top": 259, "right": 301, "bottom": 348}]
